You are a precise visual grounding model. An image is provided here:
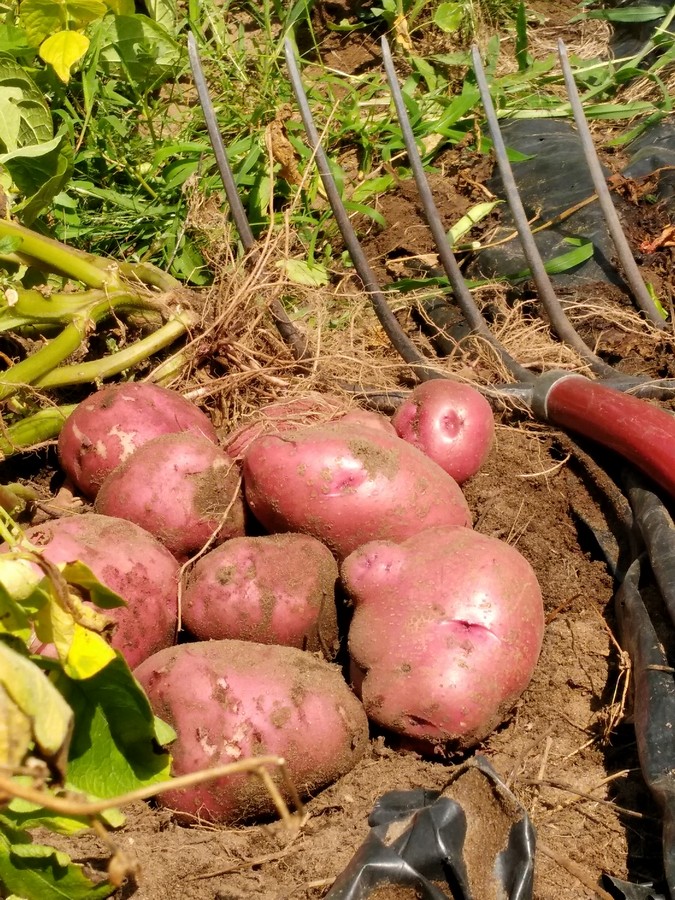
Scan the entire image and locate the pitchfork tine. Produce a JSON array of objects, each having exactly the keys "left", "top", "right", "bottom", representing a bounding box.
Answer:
[
  {"left": 471, "top": 46, "right": 617, "bottom": 378},
  {"left": 380, "top": 37, "right": 534, "bottom": 384},
  {"left": 284, "top": 39, "right": 442, "bottom": 383},
  {"left": 557, "top": 40, "right": 665, "bottom": 329},
  {"left": 188, "top": 33, "right": 256, "bottom": 253}
]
